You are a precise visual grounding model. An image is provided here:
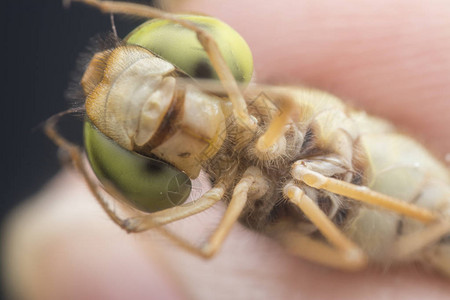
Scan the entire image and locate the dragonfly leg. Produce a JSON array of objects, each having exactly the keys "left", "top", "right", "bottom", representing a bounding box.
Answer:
[{"left": 276, "top": 182, "right": 368, "bottom": 271}]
